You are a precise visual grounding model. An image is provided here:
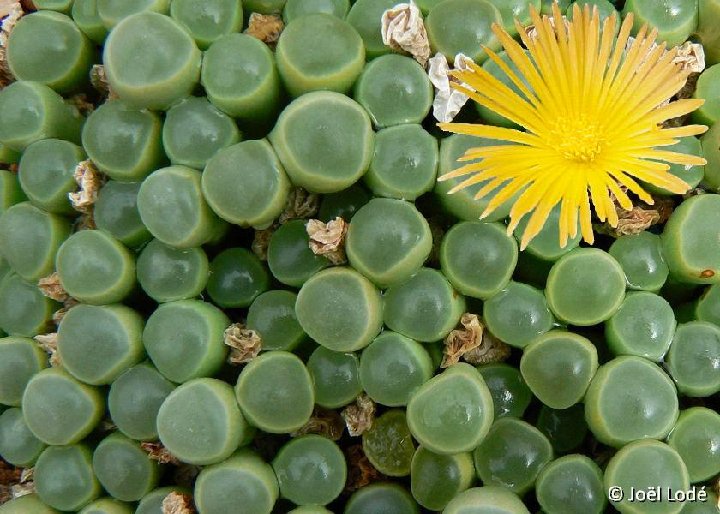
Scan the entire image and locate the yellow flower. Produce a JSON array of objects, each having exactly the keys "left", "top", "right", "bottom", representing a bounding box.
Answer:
[{"left": 438, "top": 2, "right": 707, "bottom": 249}]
